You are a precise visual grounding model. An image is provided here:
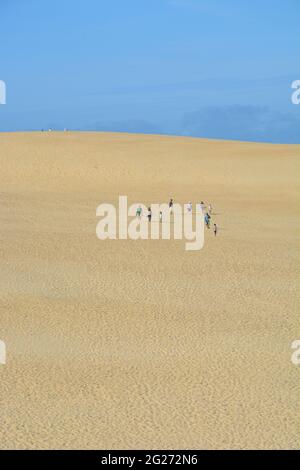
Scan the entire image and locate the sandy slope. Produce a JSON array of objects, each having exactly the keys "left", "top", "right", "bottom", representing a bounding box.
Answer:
[{"left": 0, "top": 131, "right": 299, "bottom": 449}]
